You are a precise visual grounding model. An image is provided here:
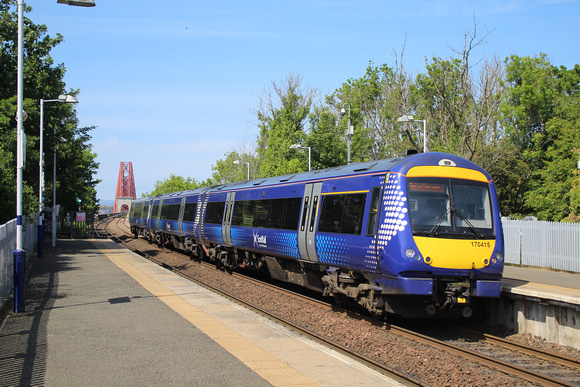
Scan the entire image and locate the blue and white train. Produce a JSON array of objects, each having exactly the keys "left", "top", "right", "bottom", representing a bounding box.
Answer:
[{"left": 129, "top": 152, "right": 504, "bottom": 318}]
